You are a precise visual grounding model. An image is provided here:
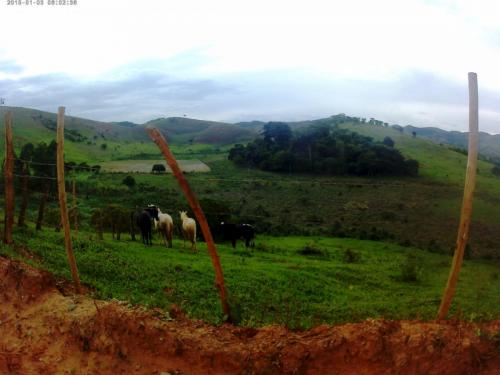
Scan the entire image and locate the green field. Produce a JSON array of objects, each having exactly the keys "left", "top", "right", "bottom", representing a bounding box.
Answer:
[
  {"left": 2, "top": 108, "right": 500, "bottom": 328},
  {"left": 100, "top": 159, "right": 211, "bottom": 173},
  {"left": 2, "top": 225, "right": 498, "bottom": 328}
]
